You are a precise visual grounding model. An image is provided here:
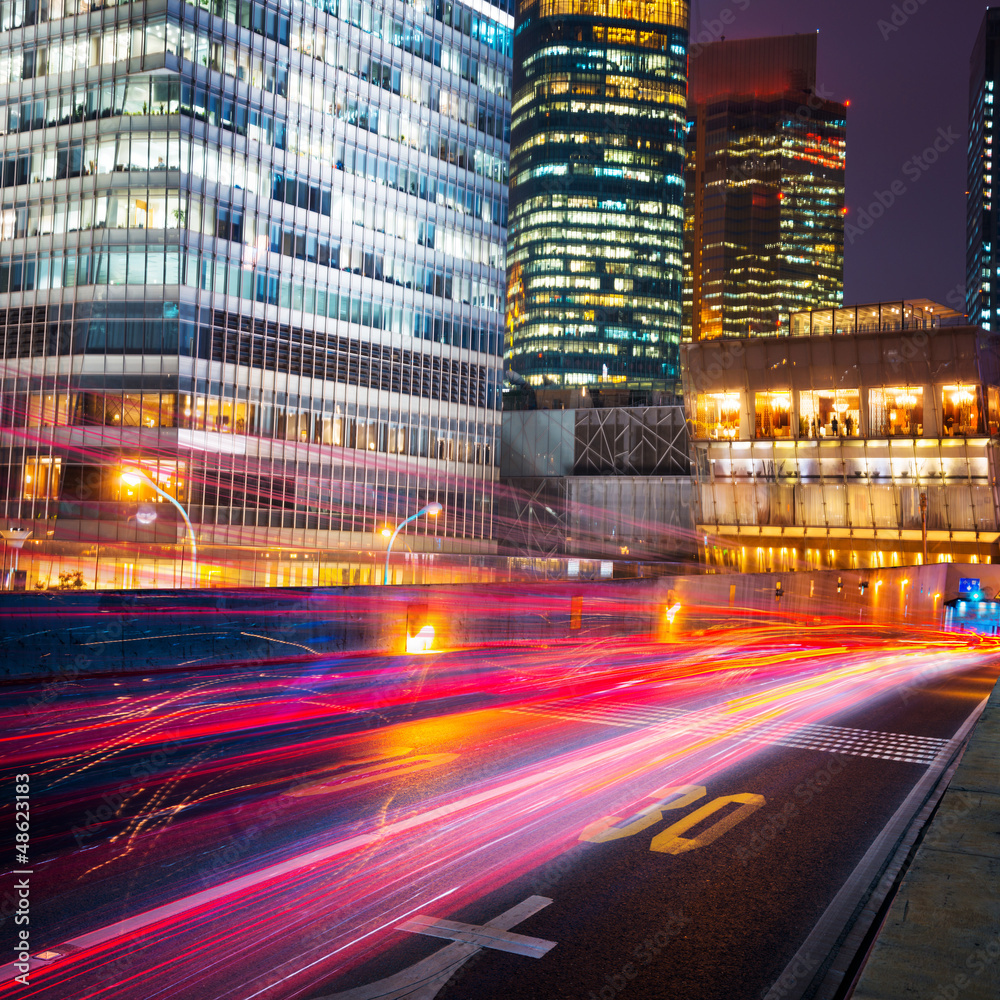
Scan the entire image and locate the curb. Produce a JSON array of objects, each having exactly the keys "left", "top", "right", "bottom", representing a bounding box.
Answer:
[{"left": 850, "top": 679, "right": 1000, "bottom": 1000}]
